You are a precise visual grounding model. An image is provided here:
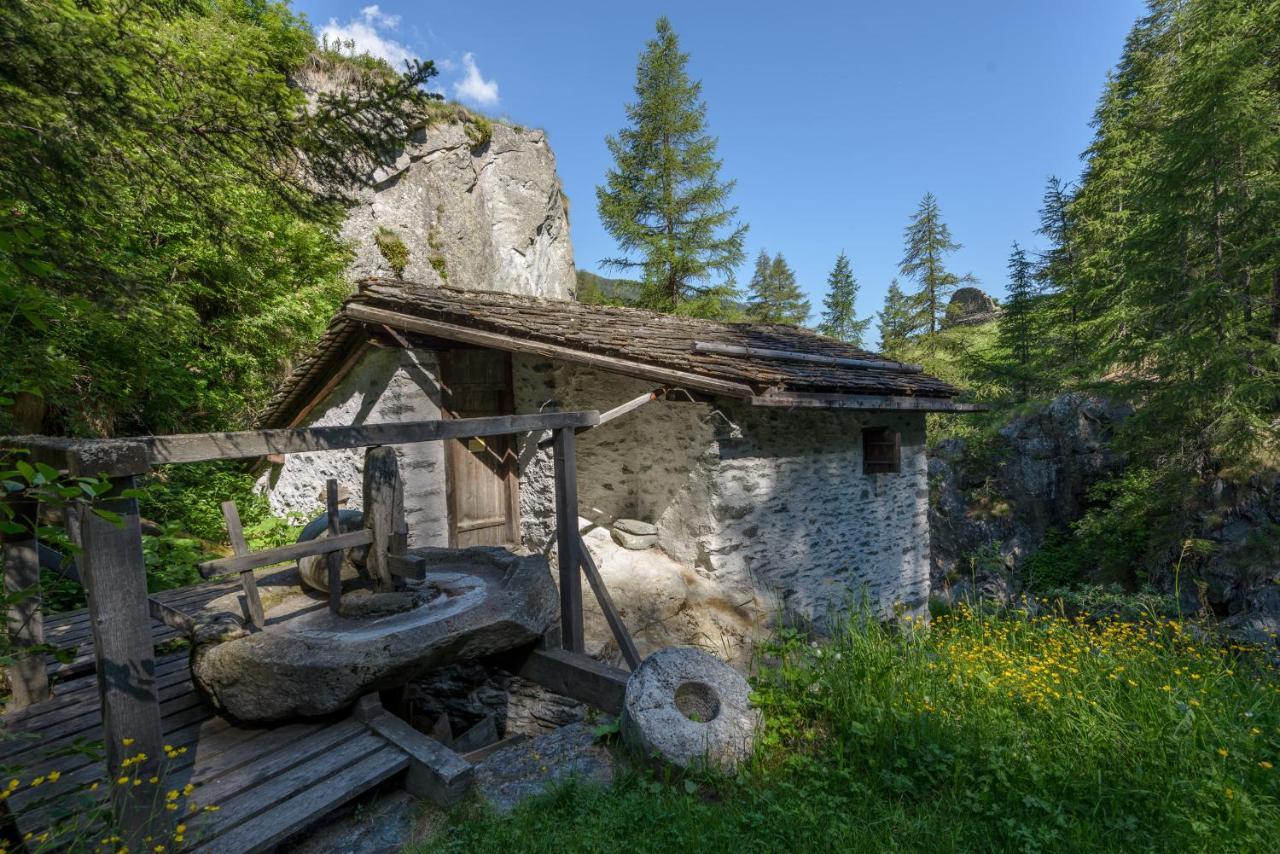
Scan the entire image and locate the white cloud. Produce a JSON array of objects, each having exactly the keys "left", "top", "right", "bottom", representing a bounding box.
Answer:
[
  {"left": 319, "top": 5, "right": 417, "bottom": 69},
  {"left": 452, "top": 53, "right": 500, "bottom": 107}
]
